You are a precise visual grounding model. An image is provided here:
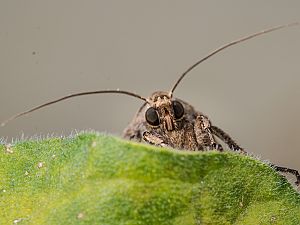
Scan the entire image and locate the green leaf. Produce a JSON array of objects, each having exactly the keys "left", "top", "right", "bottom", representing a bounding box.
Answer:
[{"left": 1, "top": 132, "right": 299, "bottom": 224}]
